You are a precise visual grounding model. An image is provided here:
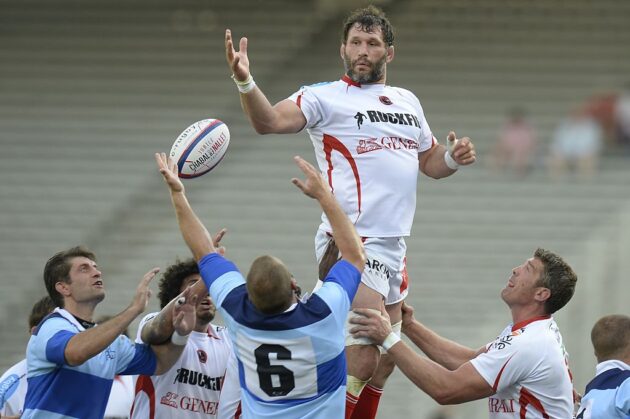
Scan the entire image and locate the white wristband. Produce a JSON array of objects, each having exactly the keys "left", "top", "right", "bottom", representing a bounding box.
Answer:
[
  {"left": 381, "top": 332, "right": 401, "bottom": 351},
  {"left": 231, "top": 74, "right": 256, "bottom": 94},
  {"left": 444, "top": 150, "right": 460, "bottom": 170},
  {"left": 171, "top": 330, "right": 190, "bottom": 346}
]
